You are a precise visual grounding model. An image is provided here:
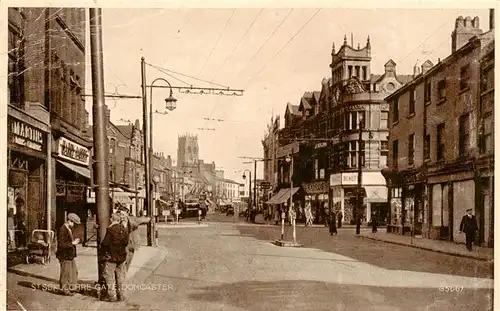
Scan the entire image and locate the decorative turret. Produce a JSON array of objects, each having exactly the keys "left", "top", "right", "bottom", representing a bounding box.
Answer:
[
  {"left": 343, "top": 34, "right": 348, "bottom": 46},
  {"left": 366, "top": 36, "right": 371, "bottom": 51},
  {"left": 331, "top": 42, "right": 335, "bottom": 55}
]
